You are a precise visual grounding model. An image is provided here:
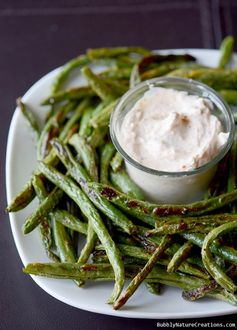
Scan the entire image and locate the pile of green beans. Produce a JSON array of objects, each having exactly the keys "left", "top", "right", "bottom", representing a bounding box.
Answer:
[{"left": 7, "top": 37, "right": 237, "bottom": 310}]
